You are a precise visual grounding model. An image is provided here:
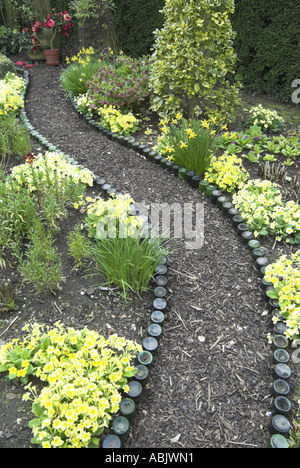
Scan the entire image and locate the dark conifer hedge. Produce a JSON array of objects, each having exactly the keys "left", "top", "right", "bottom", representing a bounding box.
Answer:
[
  {"left": 113, "top": 0, "right": 165, "bottom": 58},
  {"left": 231, "top": 0, "right": 300, "bottom": 102}
]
